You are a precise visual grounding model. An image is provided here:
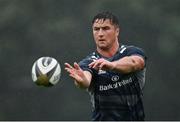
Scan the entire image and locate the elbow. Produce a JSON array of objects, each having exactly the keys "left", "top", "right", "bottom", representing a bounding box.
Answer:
[
  {"left": 113, "top": 56, "right": 145, "bottom": 74},
  {"left": 132, "top": 57, "right": 145, "bottom": 71}
]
